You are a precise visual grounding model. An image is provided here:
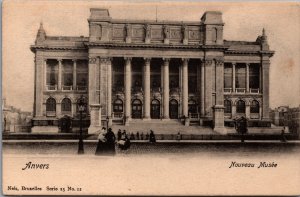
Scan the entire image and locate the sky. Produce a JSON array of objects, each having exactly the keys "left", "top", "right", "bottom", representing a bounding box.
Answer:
[{"left": 2, "top": 1, "right": 300, "bottom": 112}]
